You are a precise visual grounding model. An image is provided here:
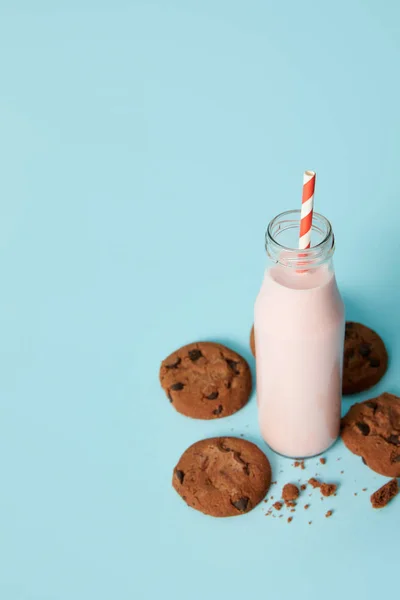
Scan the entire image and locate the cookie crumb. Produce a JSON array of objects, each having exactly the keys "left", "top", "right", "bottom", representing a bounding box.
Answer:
[
  {"left": 304, "top": 504, "right": 310, "bottom": 510},
  {"left": 362, "top": 488, "right": 367, "bottom": 492},
  {"left": 273, "top": 501, "right": 283, "bottom": 511},
  {"left": 300, "top": 484, "right": 307, "bottom": 491},
  {"left": 271, "top": 481, "right": 277, "bottom": 485},
  {"left": 308, "top": 478, "right": 321, "bottom": 488},
  {"left": 290, "top": 509, "right": 296, "bottom": 513},
  {"left": 308, "top": 521, "right": 312, "bottom": 525},
  {"left": 287, "top": 517, "right": 293, "bottom": 523},
  {"left": 340, "top": 471, "right": 344, "bottom": 474},
  {"left": 270, "top": 496, "right": 274, "bottom": 500},
  {"left": 319, "top": 458, "right": 326, "bottom": 464},
  {"left": 370, "top": 479, "right": 398, "bottom": 509},
  {"left": 325, "top": 510, "right": 333, "bottom": 518},
  {"left": 354, "top": 493, "right": 358, "bottom": 496},
  {"left": 320, "top": 483, "right": 337, "bottom": 497},
  {"left": 282, "top": 483, "right": 300, "bottom": 502},
  {"left": 294, "top": 460, "right": 305, "bottom": 469}
]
